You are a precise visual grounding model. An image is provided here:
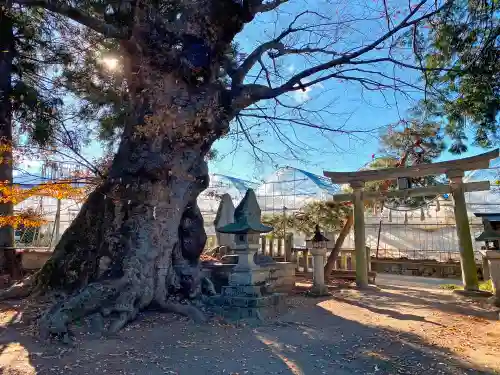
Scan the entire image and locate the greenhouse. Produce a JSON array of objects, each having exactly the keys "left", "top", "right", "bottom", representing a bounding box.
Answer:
[{"left": 11, "top": 157, "right": 500, "bottom": 262}]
